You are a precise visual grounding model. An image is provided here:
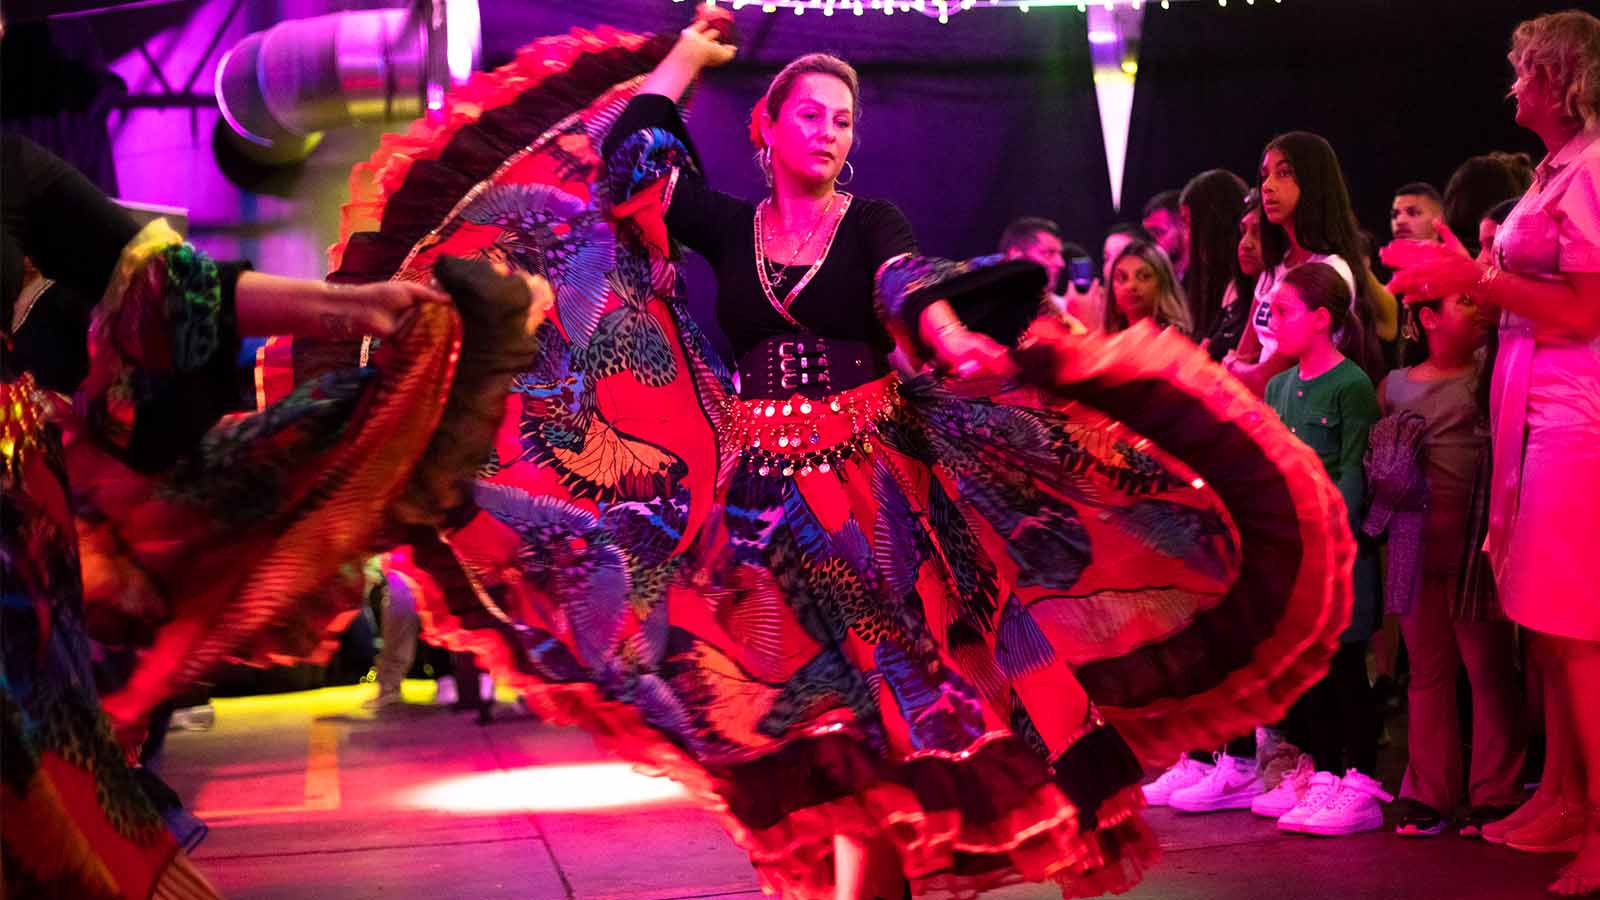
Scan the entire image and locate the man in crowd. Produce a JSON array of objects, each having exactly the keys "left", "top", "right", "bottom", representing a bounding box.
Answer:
[
  {"left": 1390, "top": 181, "right": 1444, "bottom": 242},
  {"left": 1141, "top": 190, "right": 1189, "bottom": 280}
]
